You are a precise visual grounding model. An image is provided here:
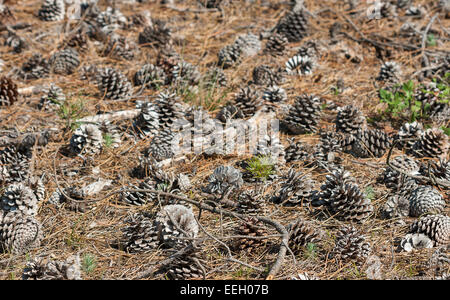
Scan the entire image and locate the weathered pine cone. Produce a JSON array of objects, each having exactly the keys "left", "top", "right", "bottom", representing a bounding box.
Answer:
[
  {"left": 0, "top": 210, "right": 43, "bottom": 254},
  {"left": 22, "top": 255, "right": 82, "bottom": 280},
  {"left": 287, "top": 218, "right": 322, "bottom": 254},
  {"left": 282, "top": 94, "right": 321, "bottom": 134},
  {"left": 0, "top": 76, "right": 18, "bottom": 106},
  {"left": 408, "top": 186, "right": 445, "bottom": 217},
  {"left": 330, "top": 226, "right": 371, "bottom": 263},
  {"left": 409, "top": 214, "right": 450, "bottom": 246},
  {"left": 203, "top": 165, "right": 243, "bottom": 195},
  {"left": 1, "top": 183, "right": 38, "bottom": 217}
]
